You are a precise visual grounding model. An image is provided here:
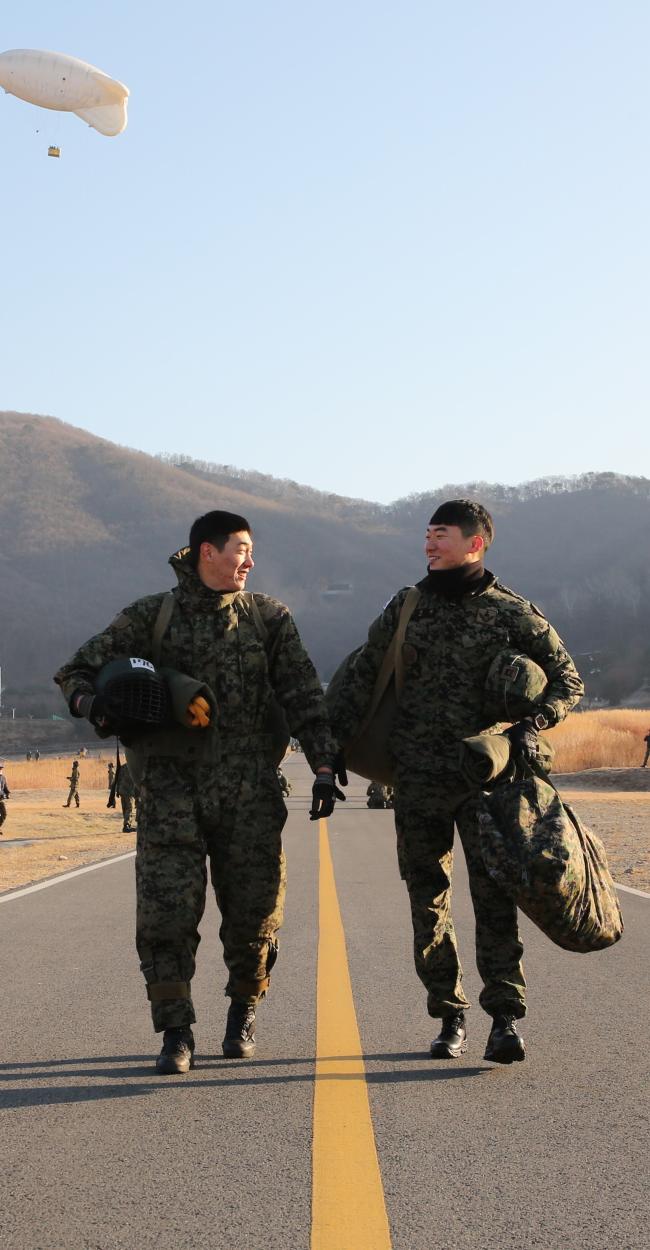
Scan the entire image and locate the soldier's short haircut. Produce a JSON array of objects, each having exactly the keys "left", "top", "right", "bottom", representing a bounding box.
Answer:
[
  {"left": 429, "top": 499, "right": 495, "bottom": 549},
  {"left": 189, "top": 511, "right": 252, "bottom": 564}
]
